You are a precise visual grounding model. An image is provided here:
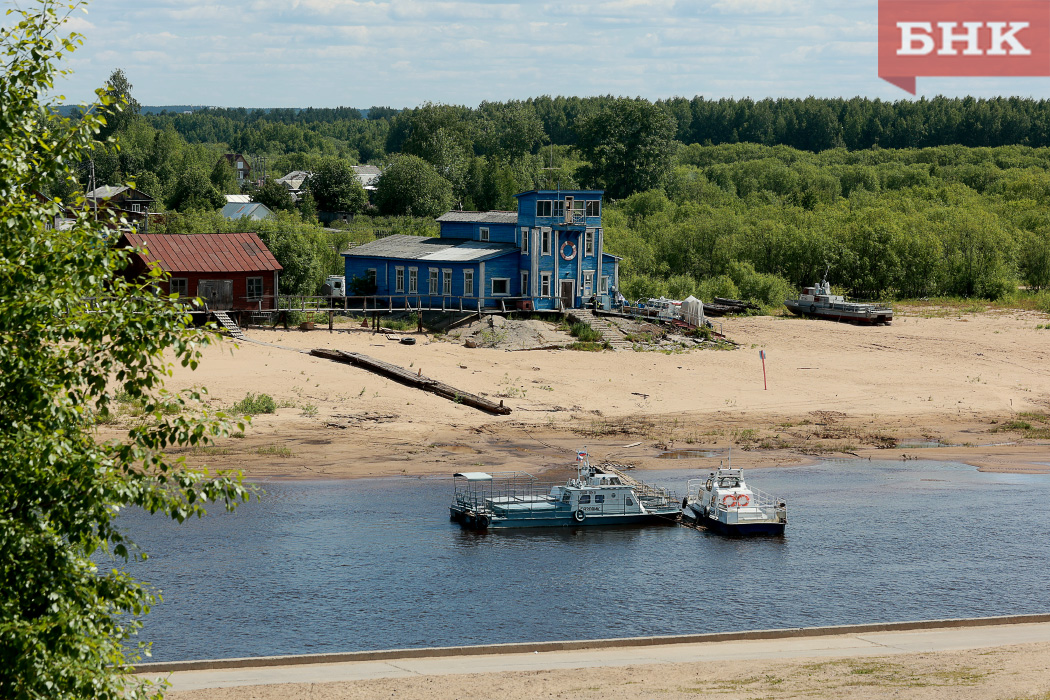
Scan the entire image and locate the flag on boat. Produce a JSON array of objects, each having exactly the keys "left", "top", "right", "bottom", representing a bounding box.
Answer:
[{"left": 577, "top": 450, "right": 588, "bottom": 461}]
